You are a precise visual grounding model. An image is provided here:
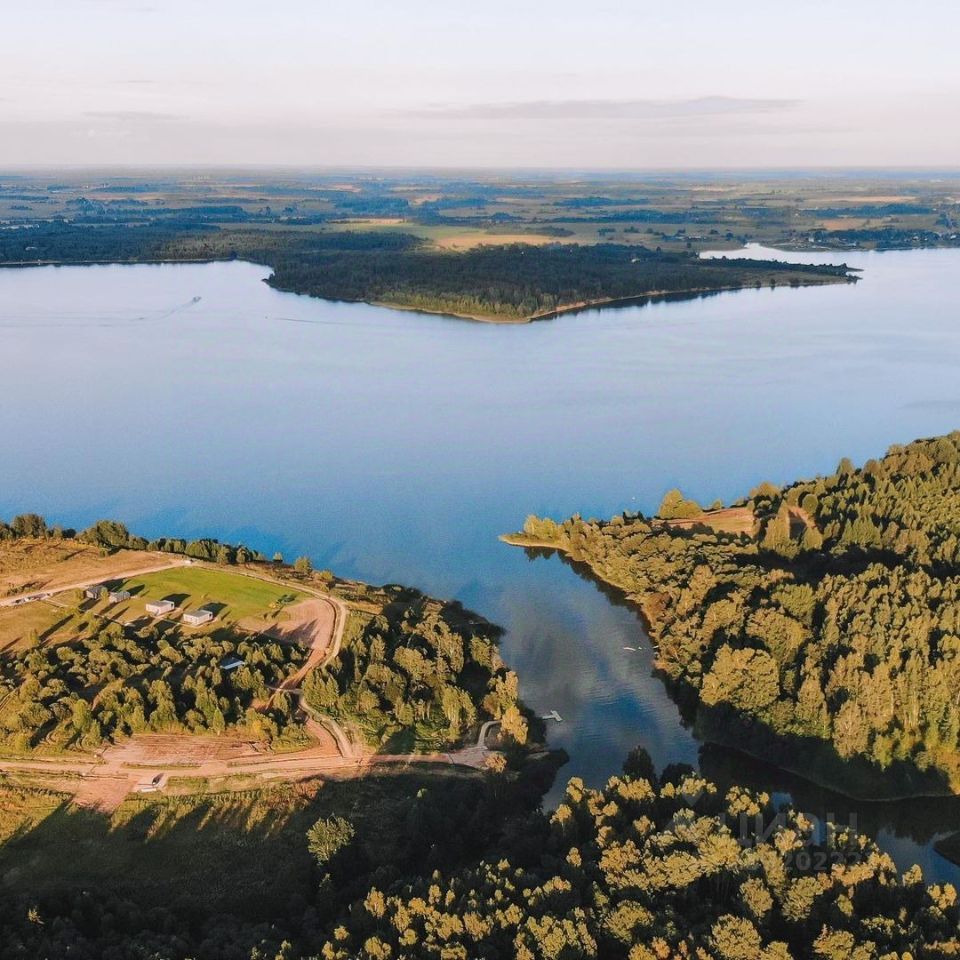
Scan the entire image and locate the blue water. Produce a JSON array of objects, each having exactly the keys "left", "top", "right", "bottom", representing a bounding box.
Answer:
[{"left": 2, "top": 245, "right": 959, "bottom": 880}]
